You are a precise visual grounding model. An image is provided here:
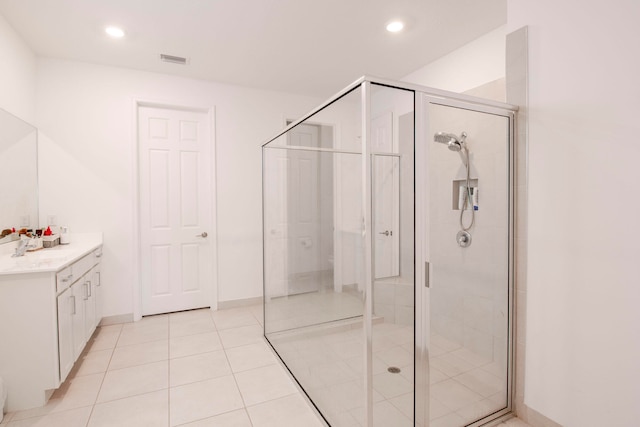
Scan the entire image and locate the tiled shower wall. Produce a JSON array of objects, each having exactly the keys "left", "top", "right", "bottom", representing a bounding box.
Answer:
[{"left": 428, "top": 100, "right": 511, "bottom": 367}]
